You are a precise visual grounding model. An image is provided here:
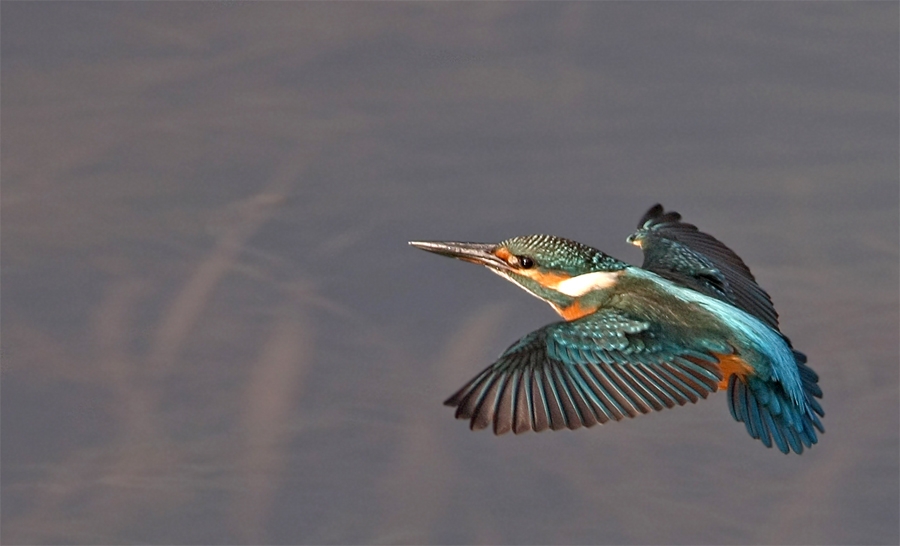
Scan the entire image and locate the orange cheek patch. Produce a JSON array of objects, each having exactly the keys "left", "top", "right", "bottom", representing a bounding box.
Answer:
[
  {"left": 713, "top": 353, "right": 754, "bottom": 390},
  {"left": 494, "top": 247, "right": 573, "bottom": 286},
  {"left": 527, "top": 270, "right": 572, "bottom": 286},
  {"left": 494, "top": 247, "right": 512, "bottom": 262}
]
